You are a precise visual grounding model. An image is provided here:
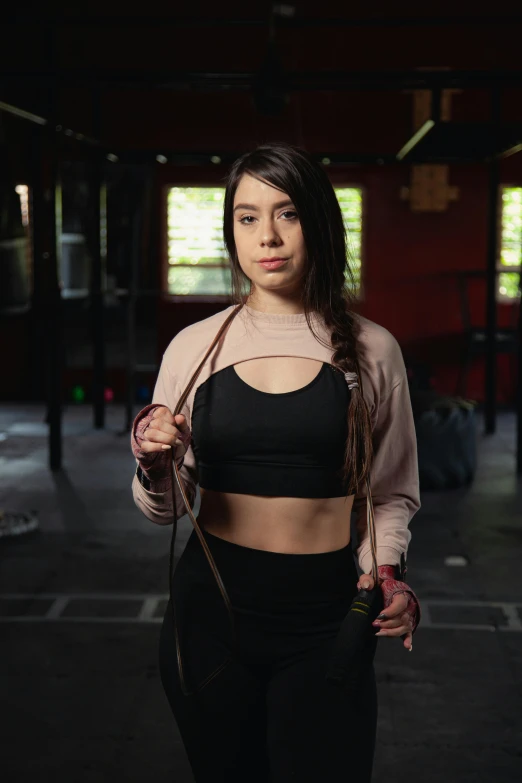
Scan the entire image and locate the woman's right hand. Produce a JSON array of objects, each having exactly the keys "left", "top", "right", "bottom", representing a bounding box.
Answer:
[{"left": 140, "top": 406, "right": 192, "bottom": 465}]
